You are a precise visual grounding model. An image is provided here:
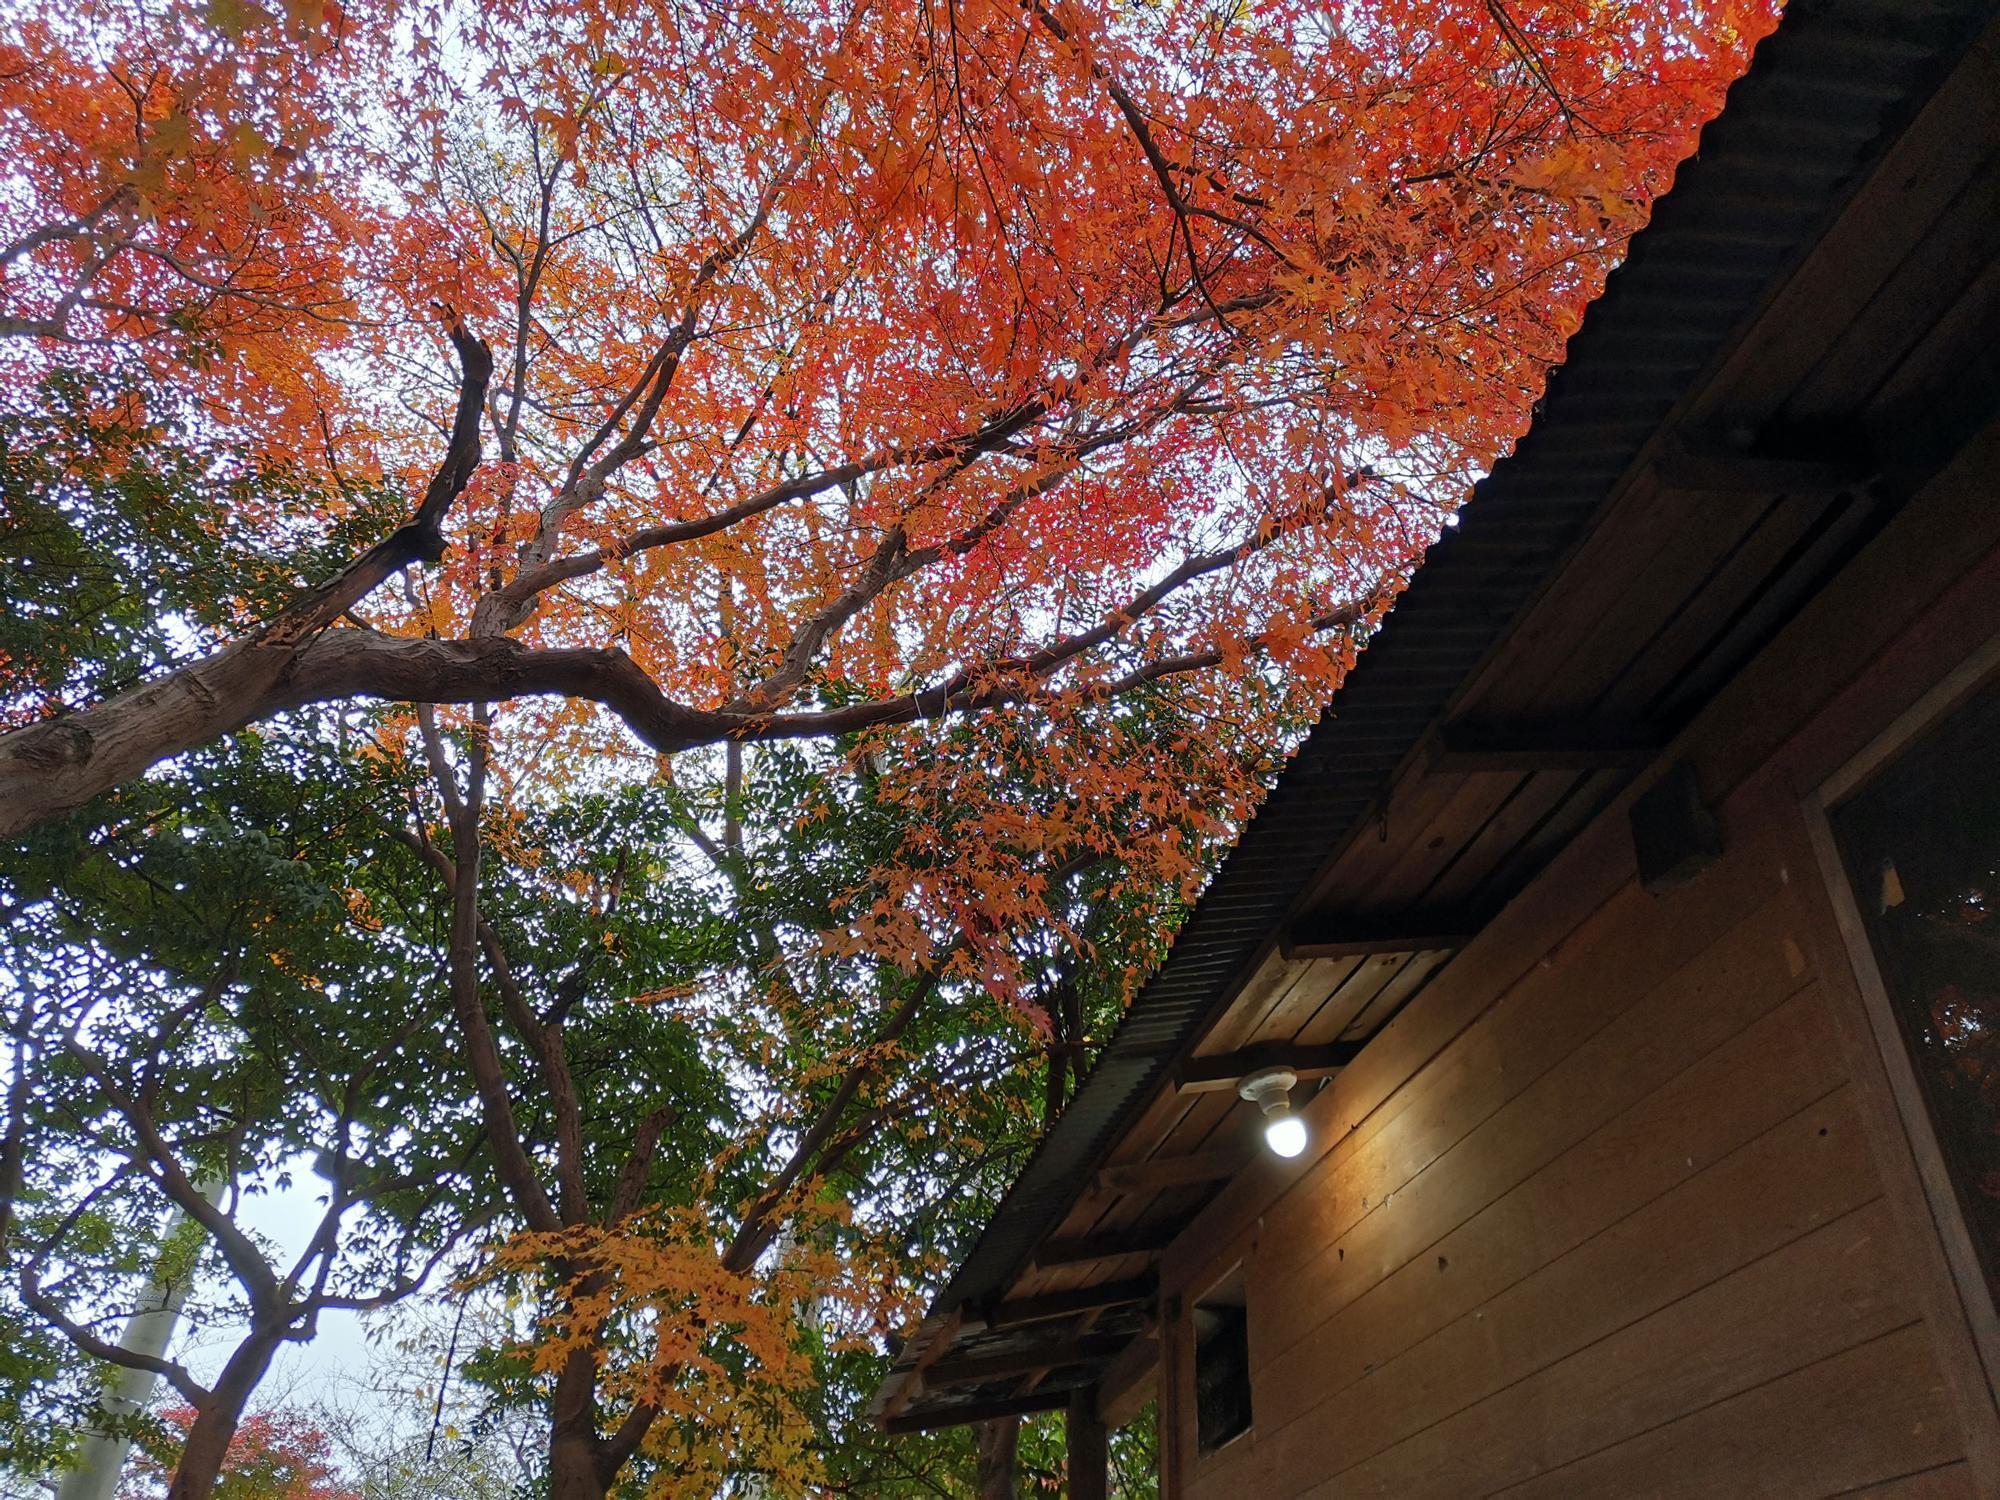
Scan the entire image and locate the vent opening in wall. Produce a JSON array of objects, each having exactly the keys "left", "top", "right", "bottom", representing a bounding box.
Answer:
[{"left": 1194, "top": 1265, "right": 1251, "bottom": 1455}]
